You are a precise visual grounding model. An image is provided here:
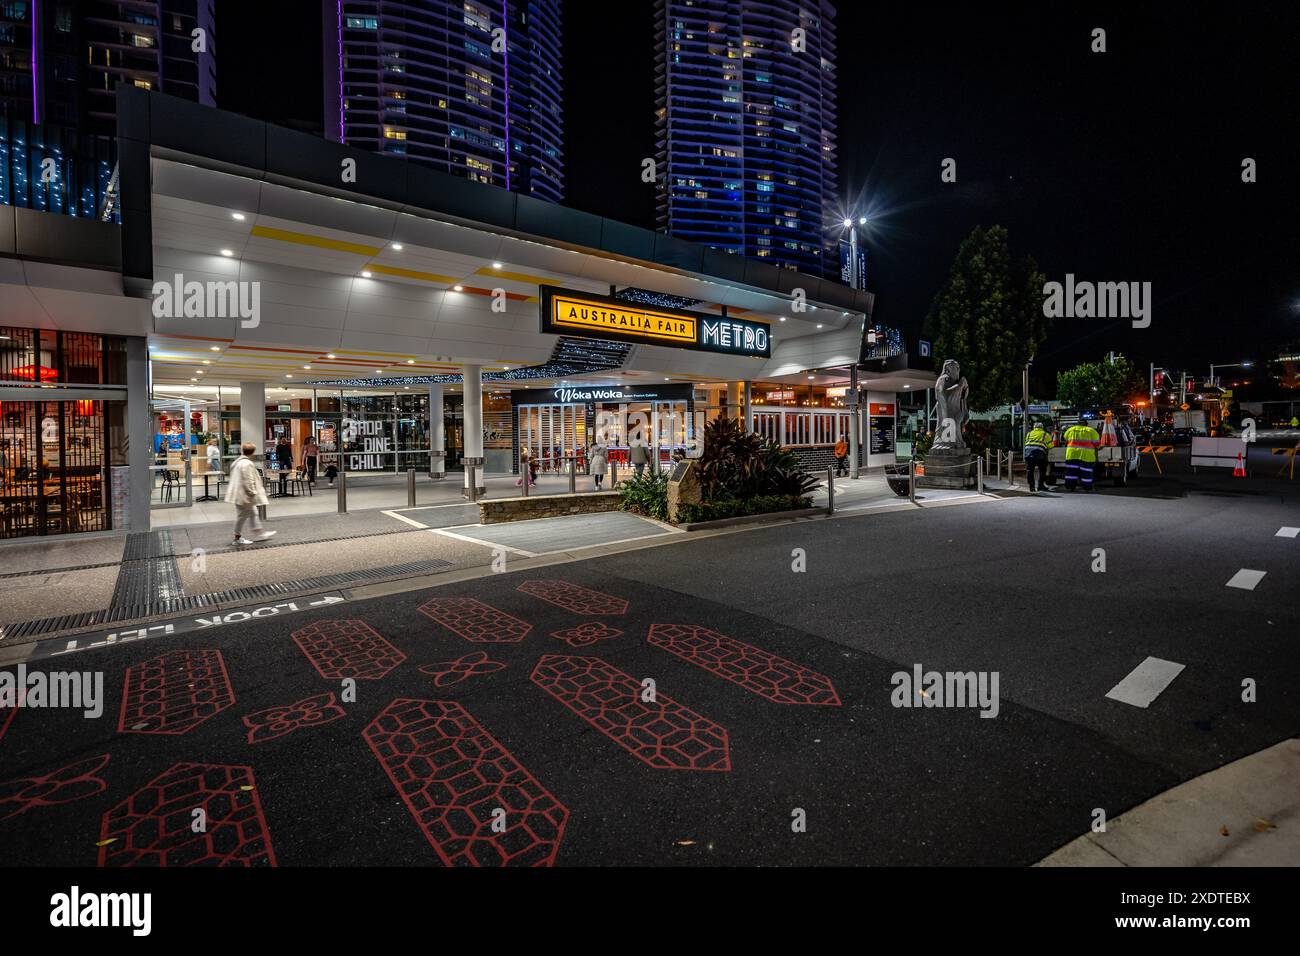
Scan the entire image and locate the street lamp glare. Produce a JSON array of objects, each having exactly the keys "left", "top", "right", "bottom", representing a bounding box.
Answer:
[
  {"left": 858, "top": 216, "right": 868, "bottom": 226},
  {"left": 842, "top": 218, "right": 853, "bottom": 228}
]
